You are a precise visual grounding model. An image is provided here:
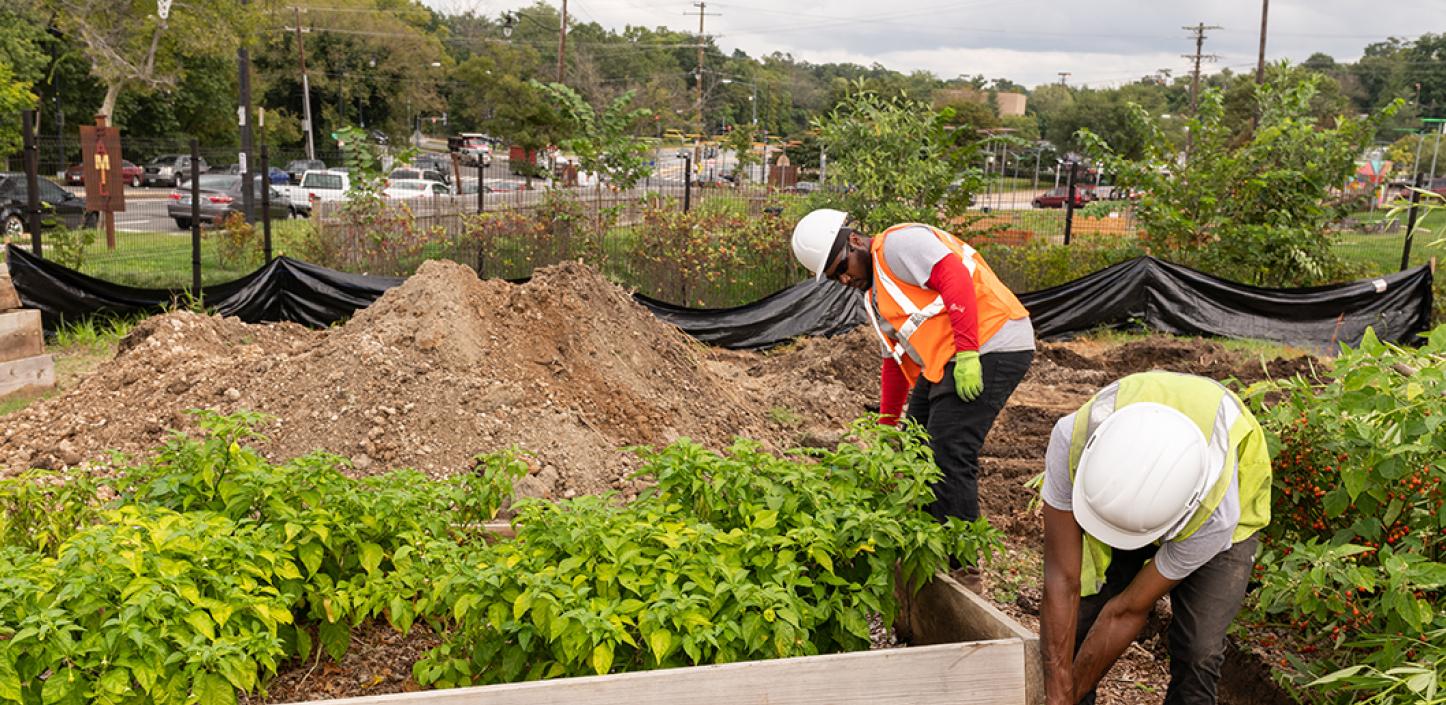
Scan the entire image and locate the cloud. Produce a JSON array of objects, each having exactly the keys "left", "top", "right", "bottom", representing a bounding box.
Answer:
[{"left": 419, "top": 0, "right": 1446, "bottom": 85}]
